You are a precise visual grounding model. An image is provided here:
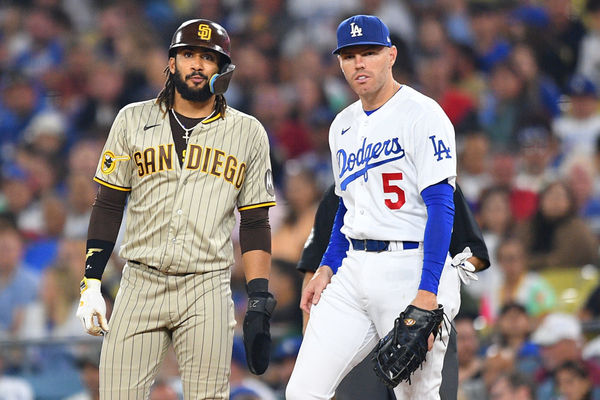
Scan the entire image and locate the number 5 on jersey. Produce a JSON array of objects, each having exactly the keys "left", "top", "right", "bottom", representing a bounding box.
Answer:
[{"left": 382, "top": 173, "right": 405, "bottom": 210}]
